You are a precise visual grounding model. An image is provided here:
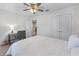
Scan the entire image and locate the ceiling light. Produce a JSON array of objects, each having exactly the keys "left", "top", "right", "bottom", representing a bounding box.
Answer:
[{"left": 30, "top": 9, "right": 37, "bottom": 14}]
